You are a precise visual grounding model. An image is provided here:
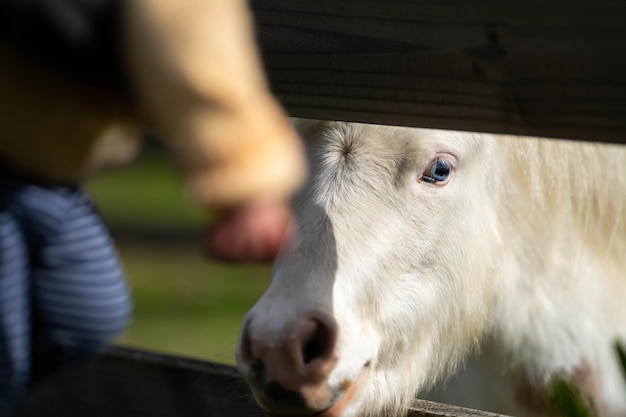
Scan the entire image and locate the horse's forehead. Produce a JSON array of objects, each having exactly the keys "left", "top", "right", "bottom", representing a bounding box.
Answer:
[
  {"left": 302, "top": 121, "right": 413, "bottom": 152},
  {"left": 298, "top": 120, "right": 481, "bottom": 160}
]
